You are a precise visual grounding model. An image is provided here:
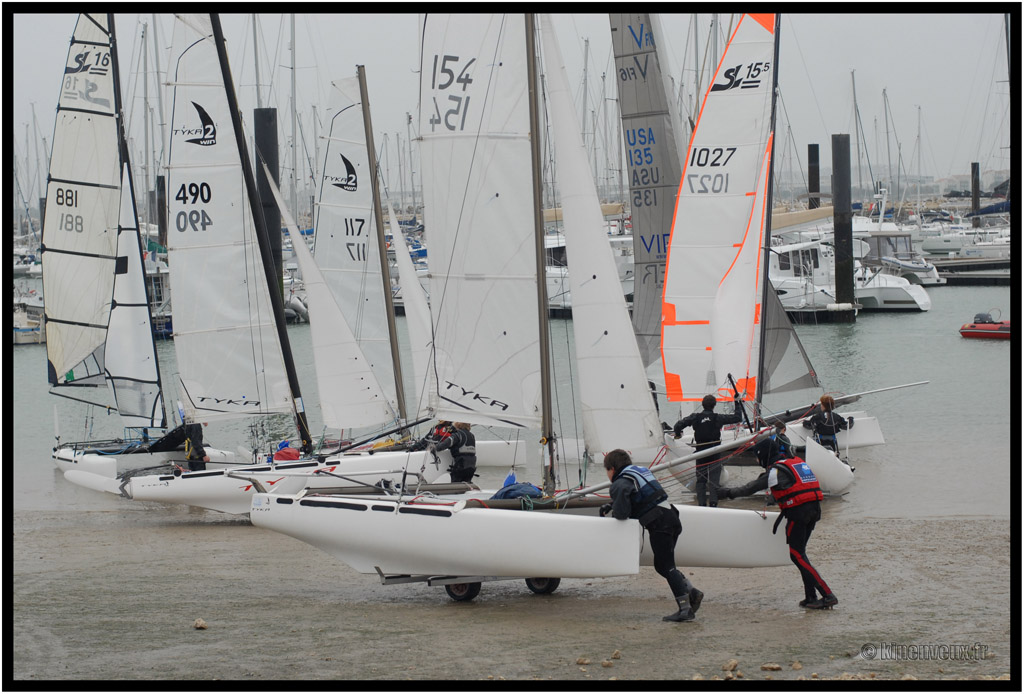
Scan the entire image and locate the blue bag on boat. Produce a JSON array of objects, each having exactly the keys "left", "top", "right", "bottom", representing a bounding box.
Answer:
[{"left": 490, "top": 482, "right": 543, "bottom": 500}]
